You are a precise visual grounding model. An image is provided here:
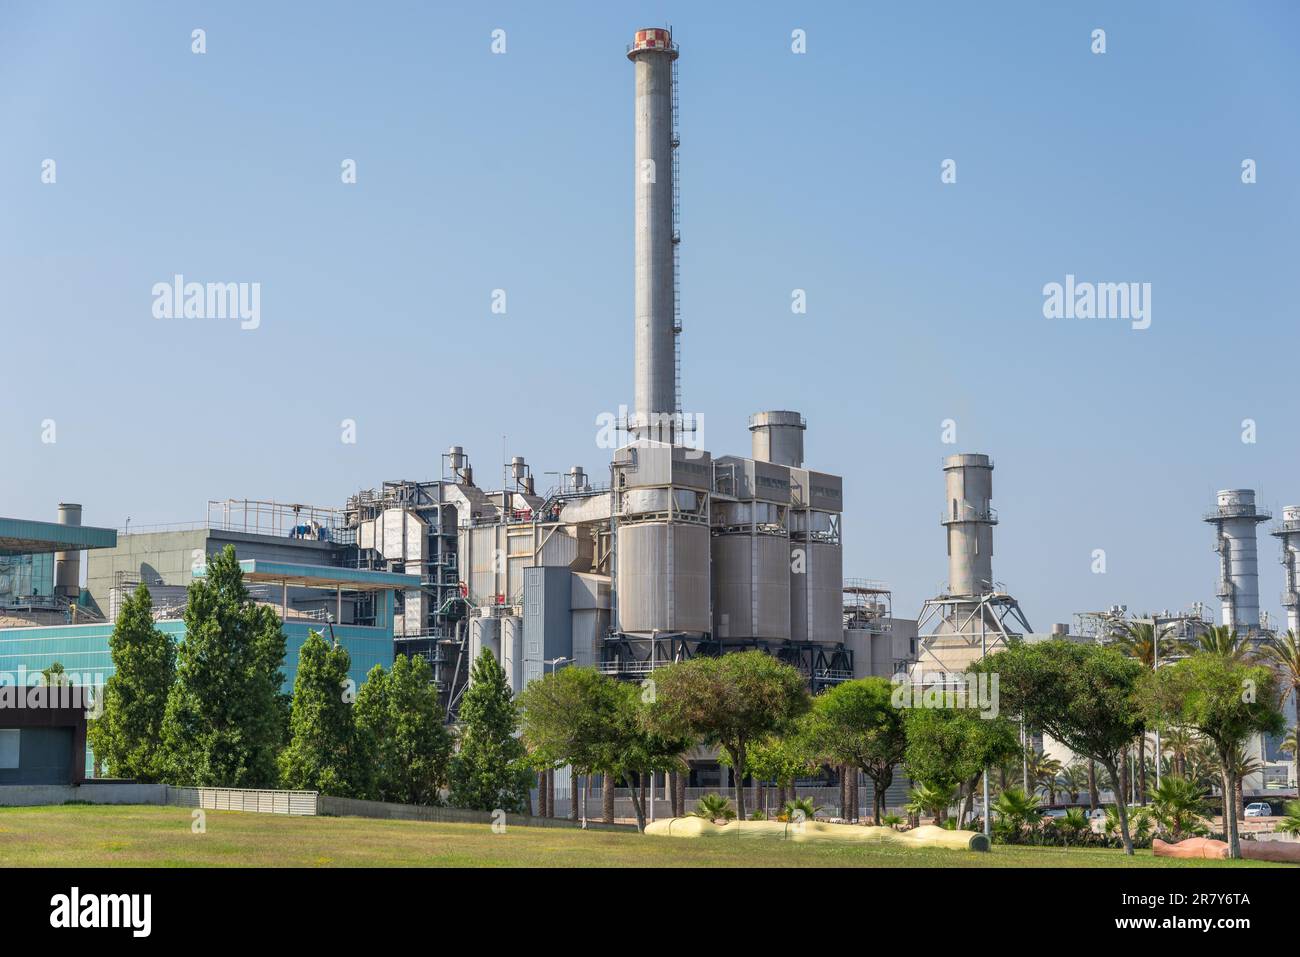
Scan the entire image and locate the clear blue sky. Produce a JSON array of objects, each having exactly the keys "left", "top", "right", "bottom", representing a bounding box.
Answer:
[{"left": 2, "top": 1, "right": 1297, "bottom": 629}]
